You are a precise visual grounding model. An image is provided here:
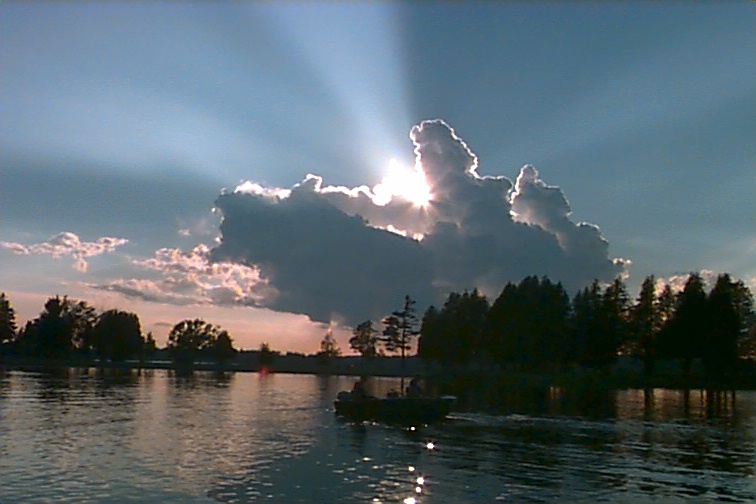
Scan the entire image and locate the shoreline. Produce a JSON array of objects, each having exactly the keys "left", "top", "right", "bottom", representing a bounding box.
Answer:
[{"left": 2, "top": 355, "right": 755, "bottom": 392}]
